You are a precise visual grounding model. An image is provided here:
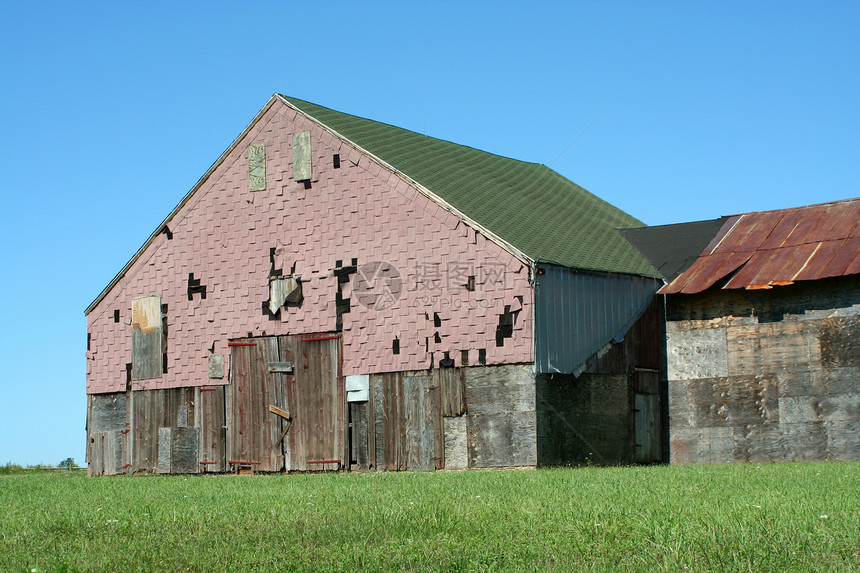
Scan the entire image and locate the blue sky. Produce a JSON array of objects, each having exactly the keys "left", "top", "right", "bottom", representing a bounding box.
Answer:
[{"left": 1, "top": 1, "right": 858, "bottom": 466}]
